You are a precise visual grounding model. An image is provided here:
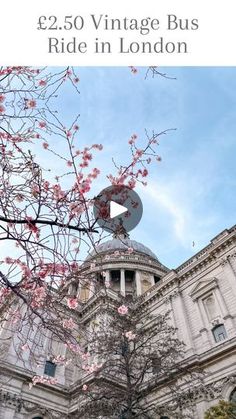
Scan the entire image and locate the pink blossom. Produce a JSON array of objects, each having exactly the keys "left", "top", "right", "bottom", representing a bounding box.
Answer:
[
  {"left": 67, "top": 297, "right": 78, "bottom": 309},
  {"left": 38, "top": 79, "right": 47, "bottom": 87},
  {"left": 117, "top": 305, "right": 128, "bottom": 315},
  {"left": 0, "top": 94, "right": 5, "bottom": 102},
  {"left": 5, "top": 256, "right": 14, "bottom": 264},
  {"left": 38, "top": 121, "right": 47, "bottom": 128},
  {"left": 0, "top": 105, "right": 6, "bottom": 113},
  {"left": 16, "top": 194, "right": 24, "bottom": 202},
  {"left": 52, "top": 355, "right": 71, "bottom": 365},
  {"left": 26, "top": 99, "right": 37, "bottom": 109},
  {"left": 92, "top": 144, "right": 103, "bottom": 151},
  {"left": 62, "top": 317, "right": 75, "bottom": 330},
  {"left": 125, "top": 330, "right": 136, "bottom": 341},
  {"left": 127, "top": 247, "right": 134, "bottom": 254},
  {"left": 30, "top": 375, "right": 57, "bottom": 389},
  {"left": 21, "top": 343, "right": 29, "bottom": 351},
  {"left": 43, "top": 142, "right": 49, "bottom": 149},
  {"left": 82, "top": 384, "right": 88, "bottom": 391}
]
